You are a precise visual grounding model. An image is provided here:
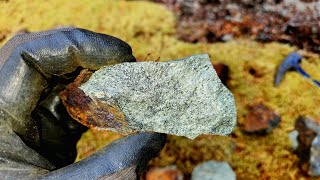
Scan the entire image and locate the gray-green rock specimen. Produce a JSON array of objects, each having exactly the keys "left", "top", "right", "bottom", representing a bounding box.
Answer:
[
  {"left": 62, "top": 54, "right": 237, "bottom": 139},
  {"left": 191, "top": 160, "right": 236, "bottom": 180}
]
